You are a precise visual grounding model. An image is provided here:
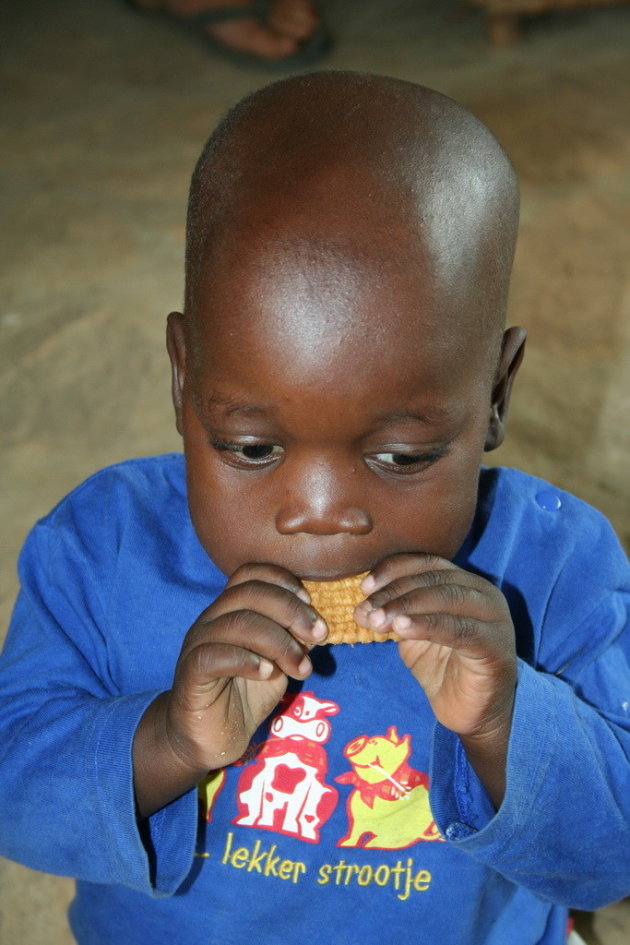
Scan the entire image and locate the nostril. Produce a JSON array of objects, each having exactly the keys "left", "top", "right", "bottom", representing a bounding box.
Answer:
[
  {"left": 338, "top": 508, "right": 372, "bottom": 534},
  {"left": 276, "top": 505, "right": 372, "bottom": 536}
]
